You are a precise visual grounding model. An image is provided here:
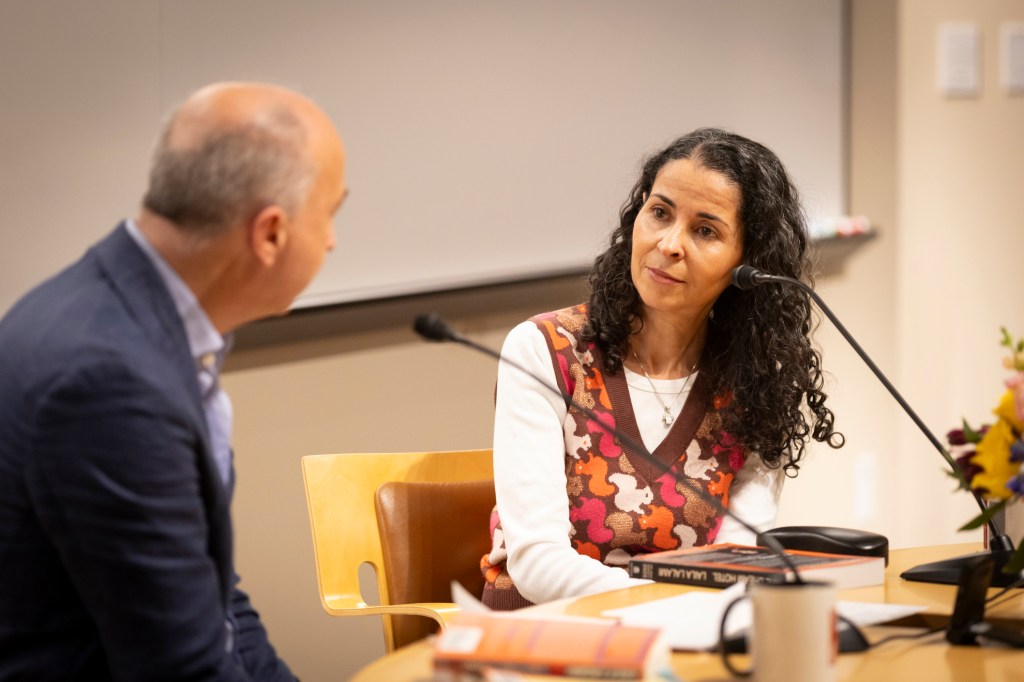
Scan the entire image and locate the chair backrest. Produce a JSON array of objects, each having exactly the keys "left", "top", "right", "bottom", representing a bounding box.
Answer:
[
  {"left": 375, "top": 479, "right": 496, "bottom": 649},
  {"left": 301, "top": 450, "right": 493, "bottom": 651}
]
